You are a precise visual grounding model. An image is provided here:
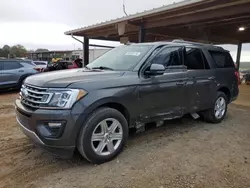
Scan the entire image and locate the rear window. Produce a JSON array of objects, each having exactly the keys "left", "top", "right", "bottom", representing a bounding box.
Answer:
[{"left": 209, "top": 51, "right": 235, "bottom": 68}]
